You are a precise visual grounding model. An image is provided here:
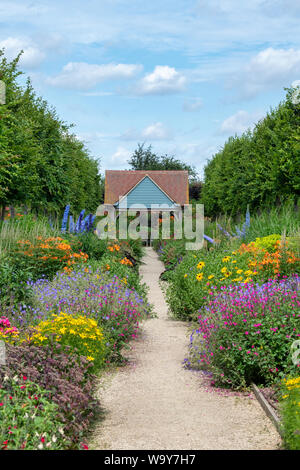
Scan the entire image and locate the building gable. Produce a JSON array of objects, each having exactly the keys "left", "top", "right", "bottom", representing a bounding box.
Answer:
[
  {"left": 105, "top": 170, "right": 189, "bottom": 206},
  {"left": 116, "top": 175, "right": 176, "bottom": 209}
]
